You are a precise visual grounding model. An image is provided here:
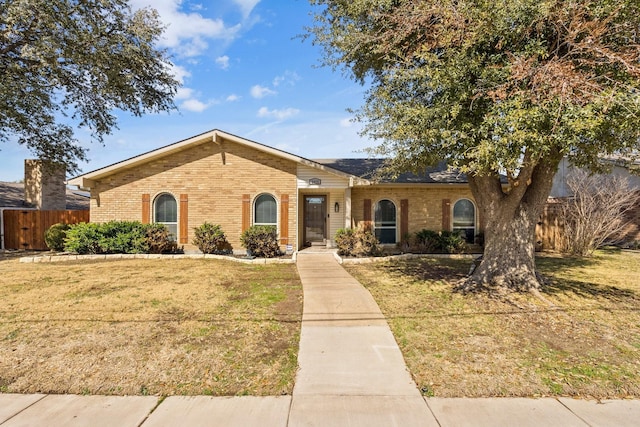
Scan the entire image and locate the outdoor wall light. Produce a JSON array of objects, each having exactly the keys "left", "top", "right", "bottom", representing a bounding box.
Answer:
[{"left": 334, "top": 202, "right": 340, "bottom": 213}]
